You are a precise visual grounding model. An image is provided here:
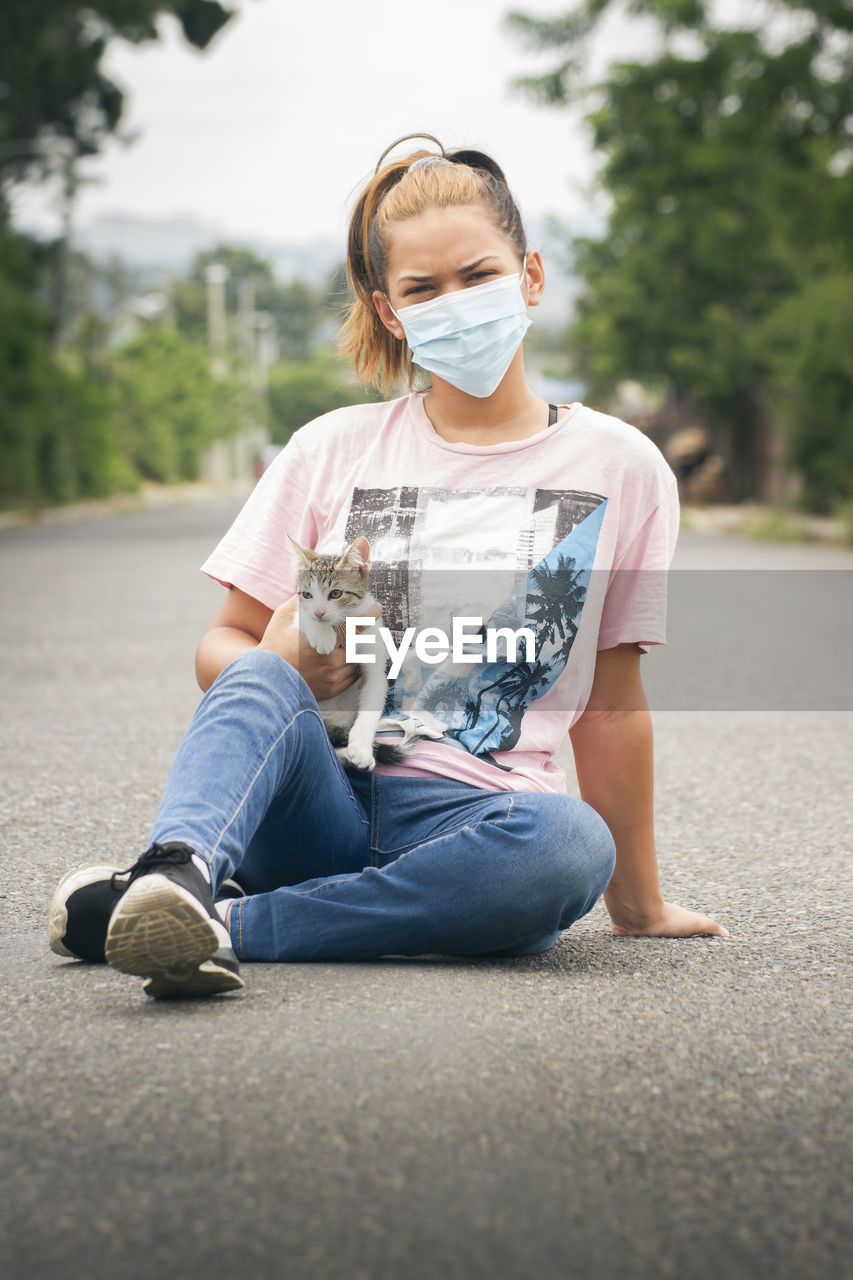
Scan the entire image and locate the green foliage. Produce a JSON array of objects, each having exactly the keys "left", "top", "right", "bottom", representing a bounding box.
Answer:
[
  {"left": 0, "top": 1, "right": 232, "bottom": 190},
  {"left": 509, "top": 0, "right": 853, "bottom": 503},
  {"left": 0, "top": 5, "right": 376, "bottom": 510},
  {"left": 173, "top": 246, "right": 323, "bottom": 361},
  {"left": 269, "top": 280, "right": 322, "bottom": 364},
  {"left": 109, "top": 327, "right": 241, "bottom": 483},
  {"left": 189, "top": 245, "right": 274, "bottom": 298},
  {"left": 761, "top": 272, "right": 853, "bottom": 510},
  {"left": 836, "top": 501, "right": 853, "bottom": 548},
  {"left": 0, "top": 229, "right": 240, "bottom": 504},
  {"left": 0, "top": 233, "right": 127, "bottom": 506},
  {"left": 0, "top": 1, "right": 249, "bottom": 509},
  {"left": 267, "top": 358, "right": 377, "bottom": 447}
]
